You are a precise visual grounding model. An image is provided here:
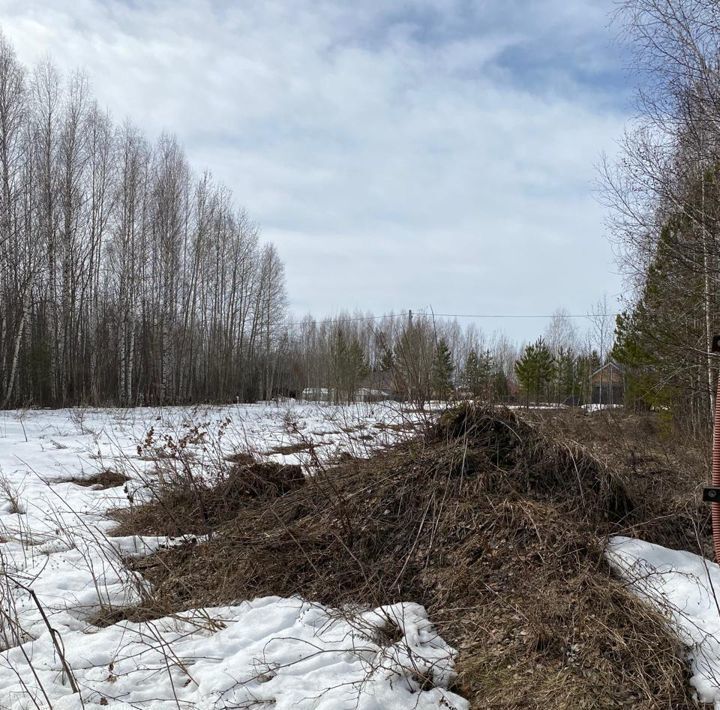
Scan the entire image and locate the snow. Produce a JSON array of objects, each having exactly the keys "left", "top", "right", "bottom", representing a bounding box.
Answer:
[
  {"left": 607, "top": 536, "right": 720, "bottom": 705},
  {"left": 0, "top": 597, "right": 465, "bottom": 709},
  {"left": 0, "top": 402, "right": 466, "bottom": 709},
  {"left": 581, "top": 403, "right": 623, "bottom": 413}
]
